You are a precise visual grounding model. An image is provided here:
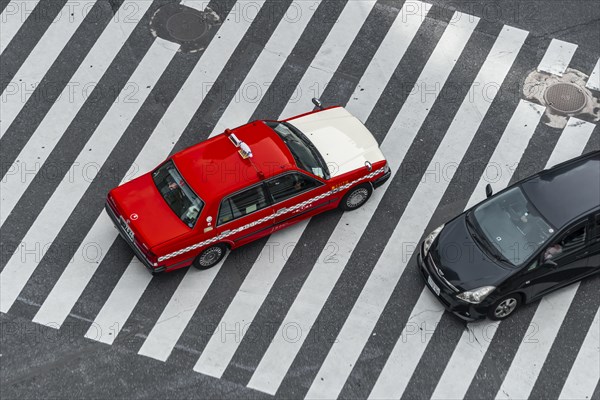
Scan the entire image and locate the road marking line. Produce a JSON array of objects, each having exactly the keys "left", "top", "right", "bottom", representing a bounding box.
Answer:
[
  {"left": 0, "top": 0, "right": 151, "bottom": 223},
  {"left": 279, "top": 0, "right": 378, "bottom": 119},
  {"left": 0, "top": 2, "right": 157, "bottom": 314},
  {"left": 84, "top": 255, "right": 153, "bottom": 345},
  {"left": 465, "top": 100, "right": 546, "bottom": 209},
  {"left": 0, "top": 0, "right": 98, "bottom": 139},
  {"left": 546, "top": 118, "right": 596, "bottom": 168},
  {"left": 559, "top": 307, "right": 600, "bottom": 400},
  {"left": 537, "top": 39, "right": 577, "bottom": 76},
  {"left": 432, "top": 119, "right": 593, "bottom": 399},
  {"left": 305, "top": 23, "right": 526, "bottom": 400},
  {"left": 348, "top": 1, "right": 431, "bottom": 122},
  {"left": 137, "top": 257, "right": 225, "bottom": 359},
  {"left": 372, "top": 100, "right": 544, "bottom": 399},
  {"left": 586, "top": 58, "right": 600, "bottom": 91},
  {"left": 494, "top": 119, "right": 595, "bottom": 400},
  {"left": 0, "top": 0, "right": 41, "bottom": 55},
  {"left": 138, "top": 0, "right": 318, "bottom": 362},
  {"left": 248, "top": 11, "right": 480, "bottom": 396},
  {"left": 27, "top": 39, "right": 178, "bottom": 326},
  {"left": 496, "top": 285, "right": 579, "bottom": 400},
  {"left": 193, "top": 221, "right": 309, "bottom": 377},
  {"left": 80, "top": 0, "right": 266, "bottom": 342}
]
